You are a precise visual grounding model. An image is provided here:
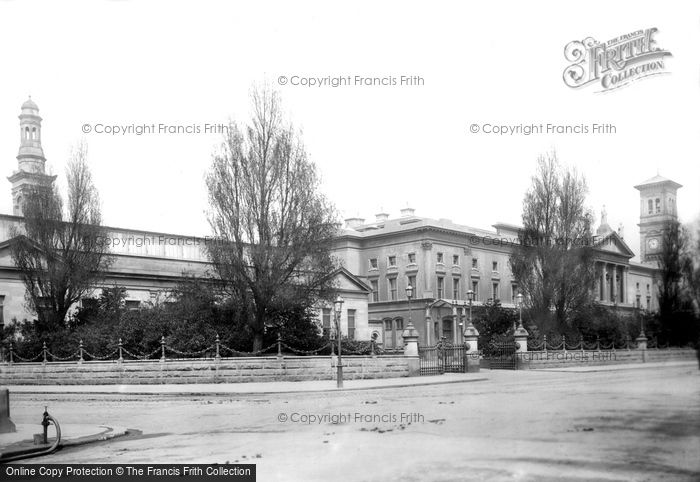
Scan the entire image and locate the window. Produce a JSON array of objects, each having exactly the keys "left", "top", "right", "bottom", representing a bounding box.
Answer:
[
  {"left": 437, "top": 252, "right": 444, "bottom": 263},
  {"left": 472, "top": 257, "right": 478, "bottom": 268},
  {"left": 370, "top": 280, "right": 379, "bottom": 302},
  {"left": 511, "top": 284, "right": 518, "bottom": 302},
  {"left": 369, "top": 258, "right": 378, "bottom": 270},
  {"left": 636, "top": 282, "right": 640, "bottom": 291},
  {"left": 437, "top": 277, "right": 444, "bottom": 298},
  {"left": 472, "top": 280, "right": 479, "bottom": 299},
  {"left": 347, "top": 309, "right": 356, "bottom": 340},
  {"left": 395, "top": 319, "right": 404, "bottom": 331},
  {"left": 125, "top": 300, "right": 141, "bottom": 311},
  {"left": 322, "top": 308, "right": 331, "bottom": 336},
  {"left": 384, "top": 319, "right": 393, "bottom": 331},
  {"left": 655, "top": 198, "right": 661, "bottom": 214},
  {"left": 408, "top": 252, "right": 416, "bottom": 264},
  {"left": 452, "top": 278, "right": 460, "bottom": 299},
  {"left": 407, "top": 275, "right": 416, "bottom": 294},
  {"left": 646, "top": 297, "right": 651, "bottom": 310},
  {"left": 388, "top": 256, "right": 396, "bottom": 267},
  {"left": 453, "top": 254, "right": 459, "bottom": 265},
  {"left": 647, "top": 199, "right": 653, "bottom": 215},
  {"left": 492, "top": 261, "right": 498, "bottom": 271},
  {"left": 646, "top": 284, "right": 650, "bottom": 292},
  {"left": 492, "top": 282, "right": 499, "bottom": 301},
  {"left": 389, "top": 278, "right": 397, "bottom": 300}
]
